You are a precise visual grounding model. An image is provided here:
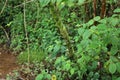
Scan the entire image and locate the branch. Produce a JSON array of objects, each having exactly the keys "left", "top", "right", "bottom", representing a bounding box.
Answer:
[
  {"left": 0, "top": 0, "right": 8, "bottom": 15},
  {"left": 23, "top": 0, "right": 30, "bottom": 66},
  {"left": 14, "top": 0, "right": 34, "bottom": 8},
  {"left": 0, "top": 26, "right": 9, "bottom": 41}
]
